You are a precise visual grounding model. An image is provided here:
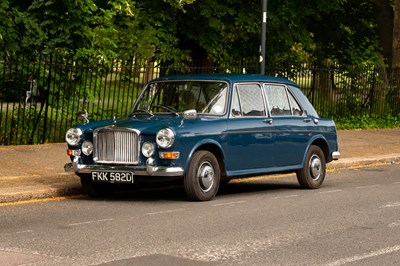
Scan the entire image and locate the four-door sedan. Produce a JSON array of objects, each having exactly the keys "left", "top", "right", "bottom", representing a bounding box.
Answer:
[{"left": 65, "top": 74, "right": 340, "bottom": 201}]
